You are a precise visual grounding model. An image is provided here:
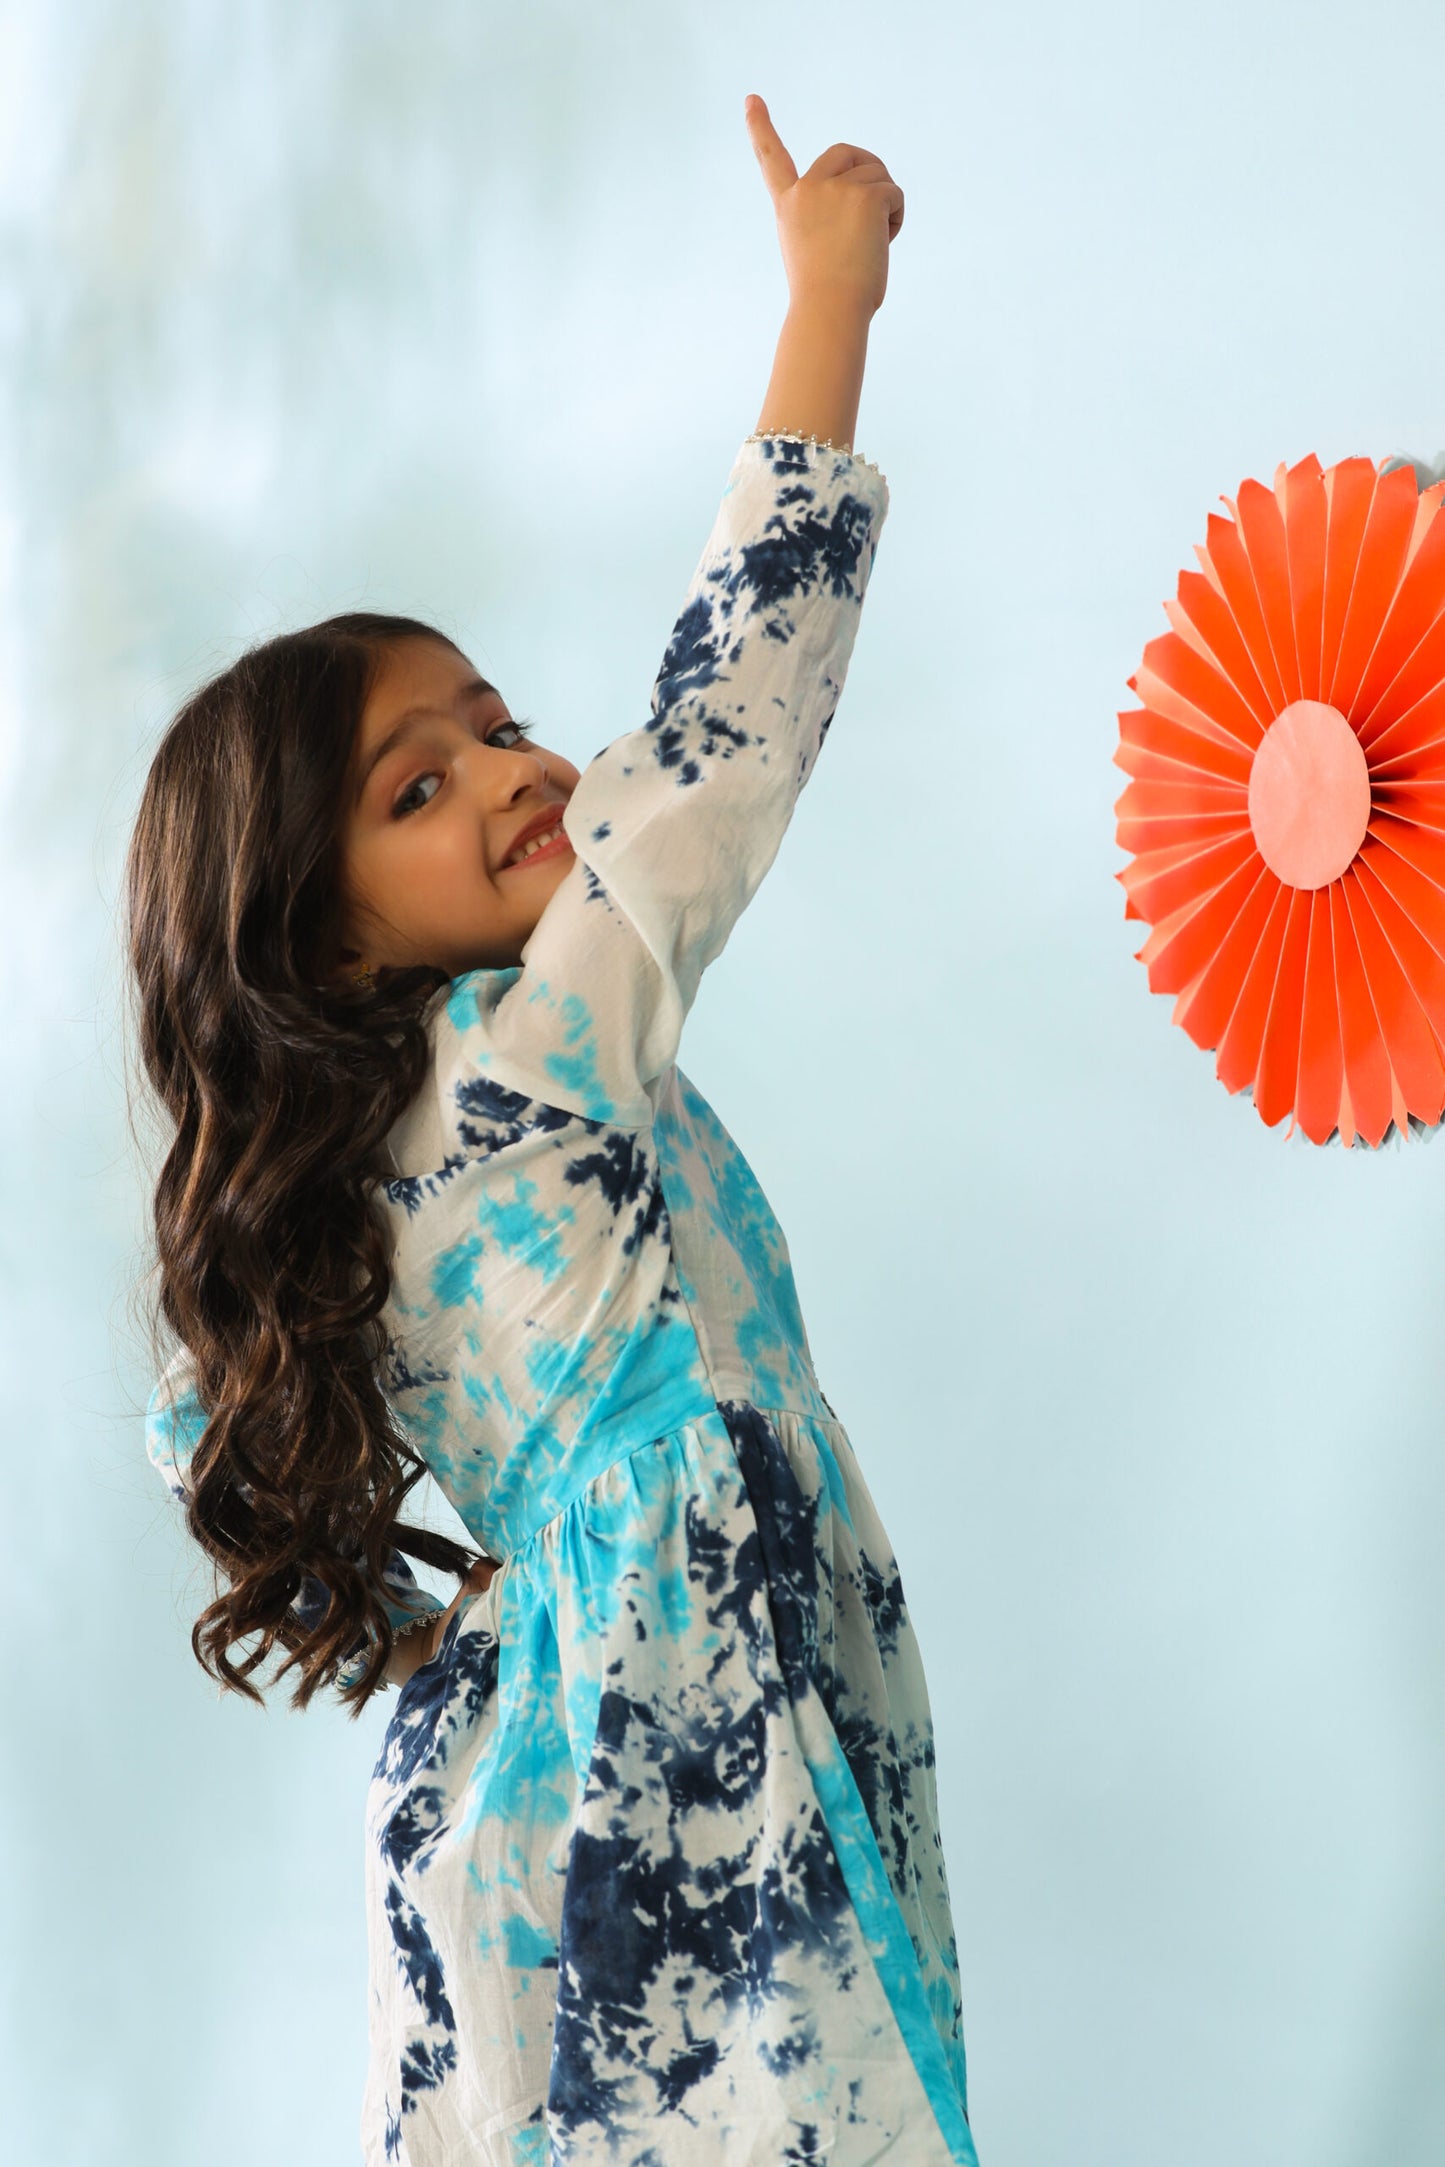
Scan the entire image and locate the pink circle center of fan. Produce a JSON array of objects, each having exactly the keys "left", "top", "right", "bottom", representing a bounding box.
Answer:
[{"left": 1247, "top": 700, "right": 1371, "bottom": 890}]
